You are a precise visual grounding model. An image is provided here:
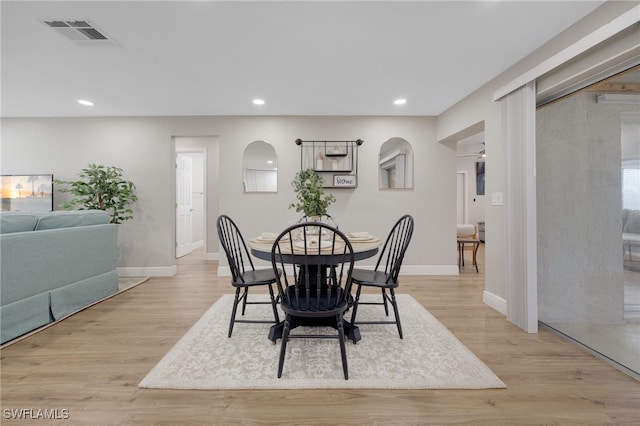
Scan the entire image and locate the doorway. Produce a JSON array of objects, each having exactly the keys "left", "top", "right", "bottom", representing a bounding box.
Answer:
[
  {"left": 456, "top": 131, "right": 486, "bottom": 243},
  {"left": 175, "top": 138, "right": 209, "bottom": 260}
]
